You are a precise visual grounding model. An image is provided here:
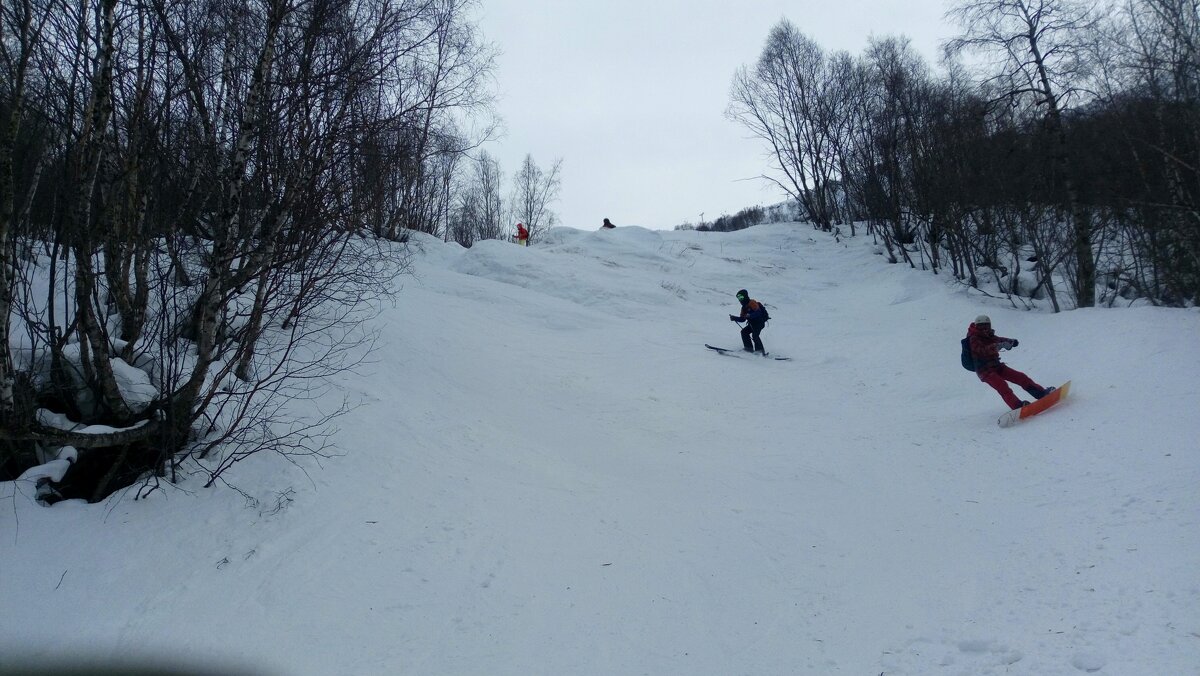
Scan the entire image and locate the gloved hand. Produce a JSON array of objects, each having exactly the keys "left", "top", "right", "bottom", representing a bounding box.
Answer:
[
  {"left": 729, "top": 315, "right": 740, "bottom": 322},
  {"left": 1010, "top": 339, "right": 1019, "bottom": 348},
  {"left": 999, "top": 340, "right": 1014, "bottom": 350}
]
